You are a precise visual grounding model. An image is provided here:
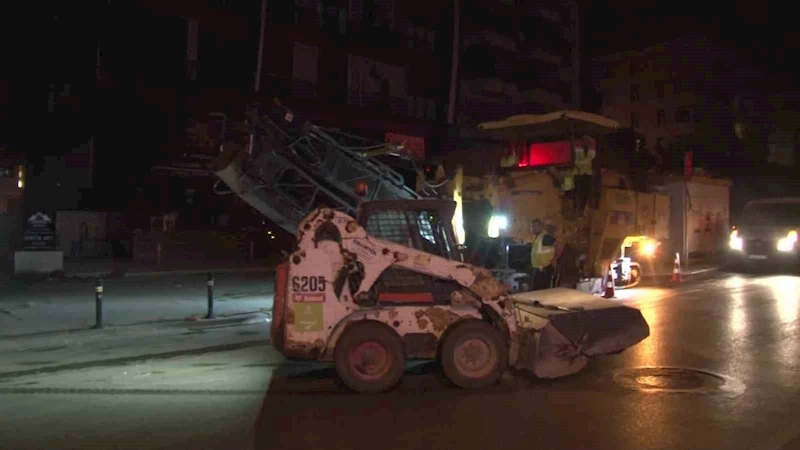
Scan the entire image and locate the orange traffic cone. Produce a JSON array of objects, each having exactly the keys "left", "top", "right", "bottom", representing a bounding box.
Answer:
[
  {"left": 603, "top": 264, "right": 616, "bottom": 298},
  {"left": 672, "top": 252, "right": 682, "bottom": 282}
]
